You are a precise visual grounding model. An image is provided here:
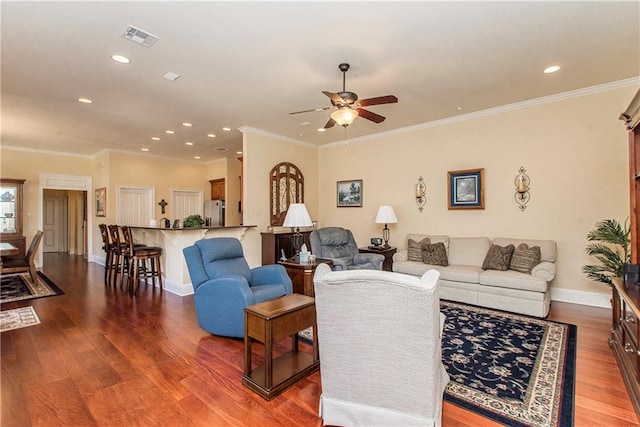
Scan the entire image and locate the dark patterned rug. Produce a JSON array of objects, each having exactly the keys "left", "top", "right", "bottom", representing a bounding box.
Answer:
[
  {"left": 441, "top": 300, "right": 576, "bottom": 427},
  {"left": 0, "top": 272, "right": 64, "bottom": 304}
]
